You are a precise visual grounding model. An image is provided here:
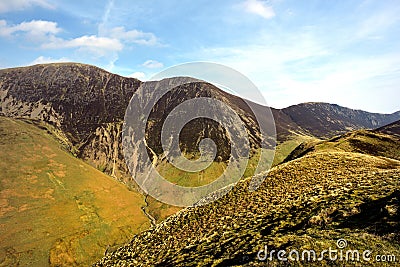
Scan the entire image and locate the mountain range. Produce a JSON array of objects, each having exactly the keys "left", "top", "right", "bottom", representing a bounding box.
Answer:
[
  {"left": 1, "top": 63, "right": 398, "bottom": 179},
  {"left": 0, "top": 63, "right": 399, "bottom": 266}
]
